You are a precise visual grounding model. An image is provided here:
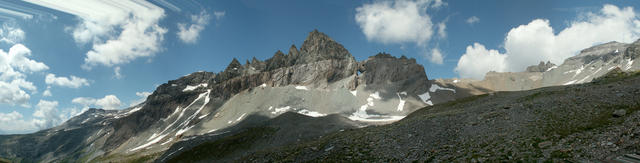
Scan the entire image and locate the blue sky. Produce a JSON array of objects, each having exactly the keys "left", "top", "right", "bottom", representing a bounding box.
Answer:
[{"left": 0, "top": 0, "right": 639, "bottom": 134}]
